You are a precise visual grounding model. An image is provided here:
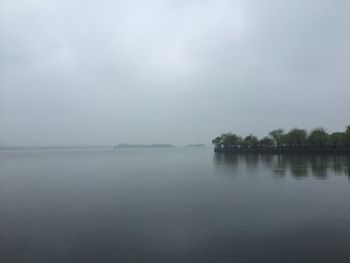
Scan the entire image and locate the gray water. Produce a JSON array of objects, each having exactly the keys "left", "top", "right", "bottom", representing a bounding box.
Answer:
[{"left": 1, "top": 148, "right": 350, "bottom": 263}]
